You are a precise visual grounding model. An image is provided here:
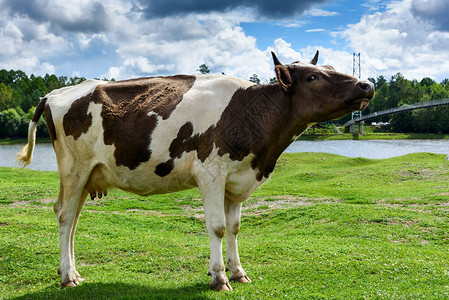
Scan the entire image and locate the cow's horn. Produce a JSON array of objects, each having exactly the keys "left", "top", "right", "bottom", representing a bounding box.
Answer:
[
  {"left": 271, "top": 52, "right": 282, "bottom": 66},
  {"left": 310, "top": 50, "right": 319, "bottom": 65}
]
